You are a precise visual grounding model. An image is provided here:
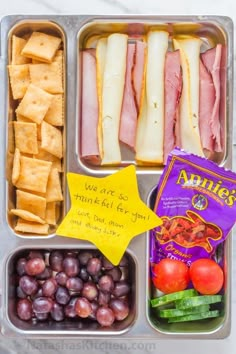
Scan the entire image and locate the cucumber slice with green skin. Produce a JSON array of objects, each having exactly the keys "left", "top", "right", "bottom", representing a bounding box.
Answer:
[
  {"left": 175, "top": 295, "right": 222, "bottom": 309},
  {"left": 168, "top": 310, "right": 220, "bottom": 323},
  {"left": 158, "top": 304, "right": 210, "bottom": 318},
  {"left": 151, "top": 289, "right": 198, "bottom": 308}
]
